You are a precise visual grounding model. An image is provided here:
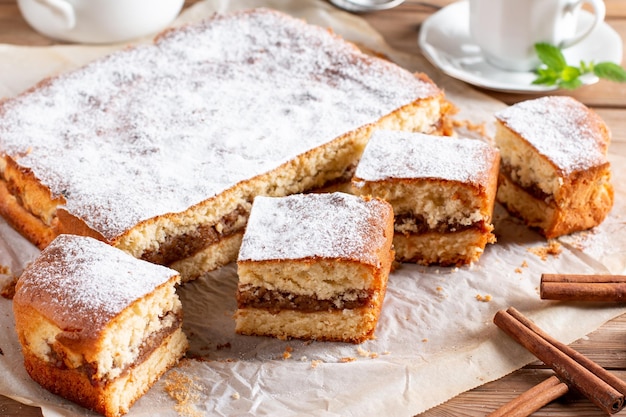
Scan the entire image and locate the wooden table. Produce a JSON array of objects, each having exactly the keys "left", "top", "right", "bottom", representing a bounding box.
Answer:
[{"left": 1, "top": 0, "right": 625, "bottom": 416}]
